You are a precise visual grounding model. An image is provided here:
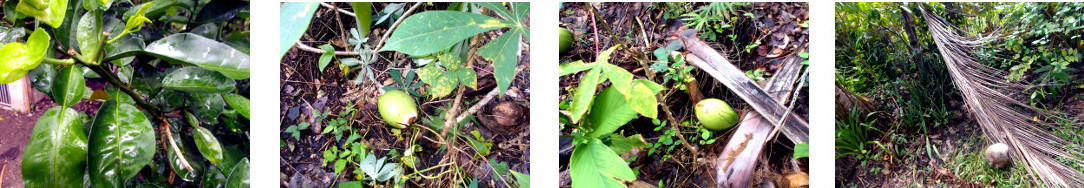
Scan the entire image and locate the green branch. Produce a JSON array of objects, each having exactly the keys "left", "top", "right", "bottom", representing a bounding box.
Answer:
[{"left": 42, "top": 57, "right": 74, "bottom": 66}]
